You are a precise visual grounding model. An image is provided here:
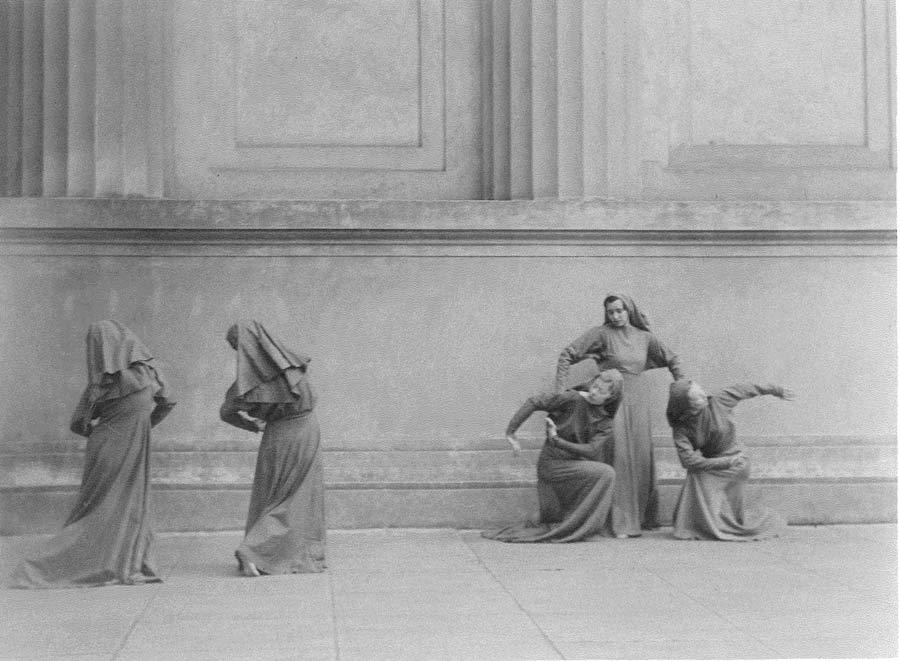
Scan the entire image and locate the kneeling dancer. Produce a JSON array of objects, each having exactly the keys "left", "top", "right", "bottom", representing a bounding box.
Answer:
[
  {"left": 482, "top": 369, "right": 623, "bottom": 543},
  {"left": 666, "top": 380, "right": 793, "bottom": 541}
]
